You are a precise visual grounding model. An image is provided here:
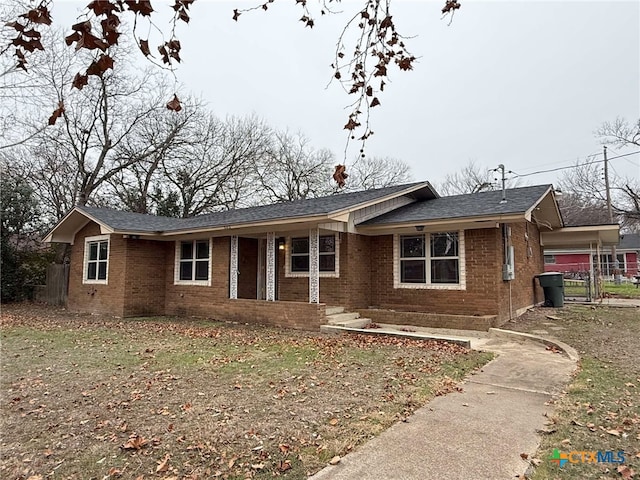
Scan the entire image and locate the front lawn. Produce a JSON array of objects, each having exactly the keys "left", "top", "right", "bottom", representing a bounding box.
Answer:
[
  {"left": 0, "top": 304, "right": 491, "bottom": 480},
  {"left": 506, "top": 306, "right": 640, "bottom": 479}
]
